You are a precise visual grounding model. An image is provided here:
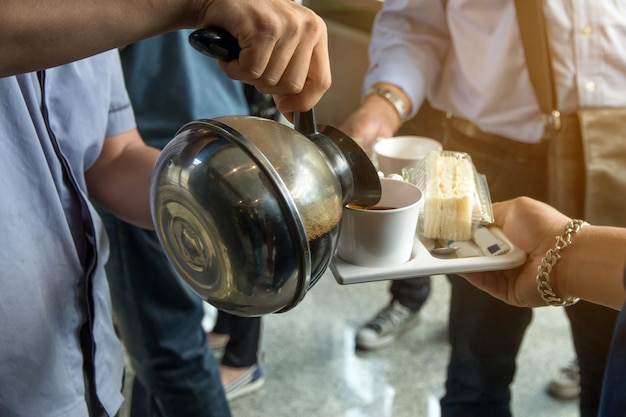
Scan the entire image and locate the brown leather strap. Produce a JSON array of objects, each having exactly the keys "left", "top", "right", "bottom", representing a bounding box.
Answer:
[{"left": 514, "top": 0, "right": 559, "bottom": 116}]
